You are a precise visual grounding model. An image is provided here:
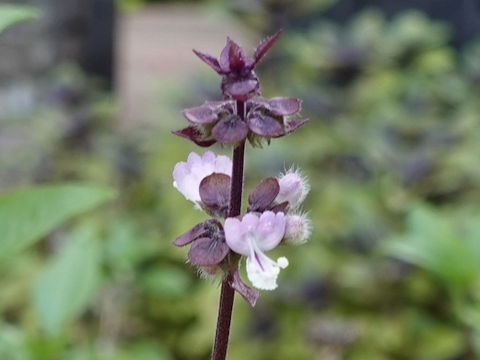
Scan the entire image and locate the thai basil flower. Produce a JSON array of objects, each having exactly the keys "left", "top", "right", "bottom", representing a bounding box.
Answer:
[
  {"left": 174, "top": 96, "right": 307, "bottom": 147},
  {"left": 173, "top": 151, "right": 231, "bottom": 206},
  {"left": 192, "top": 32, "right": 281, "bottom": 100},
  {"left": 224, "top": 211, "right": 288, "bottom": 290}
]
